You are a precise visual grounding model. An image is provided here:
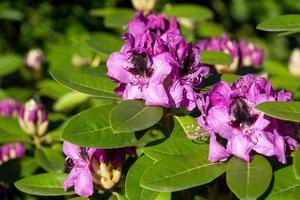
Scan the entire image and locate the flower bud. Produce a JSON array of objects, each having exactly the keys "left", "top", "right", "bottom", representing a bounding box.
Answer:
[
  {"left": 18, "top": 99, "right": 48, "bottom": 136},
  {"left": 131, "top": 0, "right": 156, "bottom": 14},
  {"left": 0, "top": 98, "right": 22, "bottom": 117},
  {"left": 0, "top": 143, "right": 25, "bottom": 166},
  {"left": 288, "top": 48, "right": 300, "bottom": 77},
  {"left": 239, "top": 40, "right": 264, "bottom": 67},
  {"left": 25, "top": 49, "right": 44, "bottom": 70}
]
